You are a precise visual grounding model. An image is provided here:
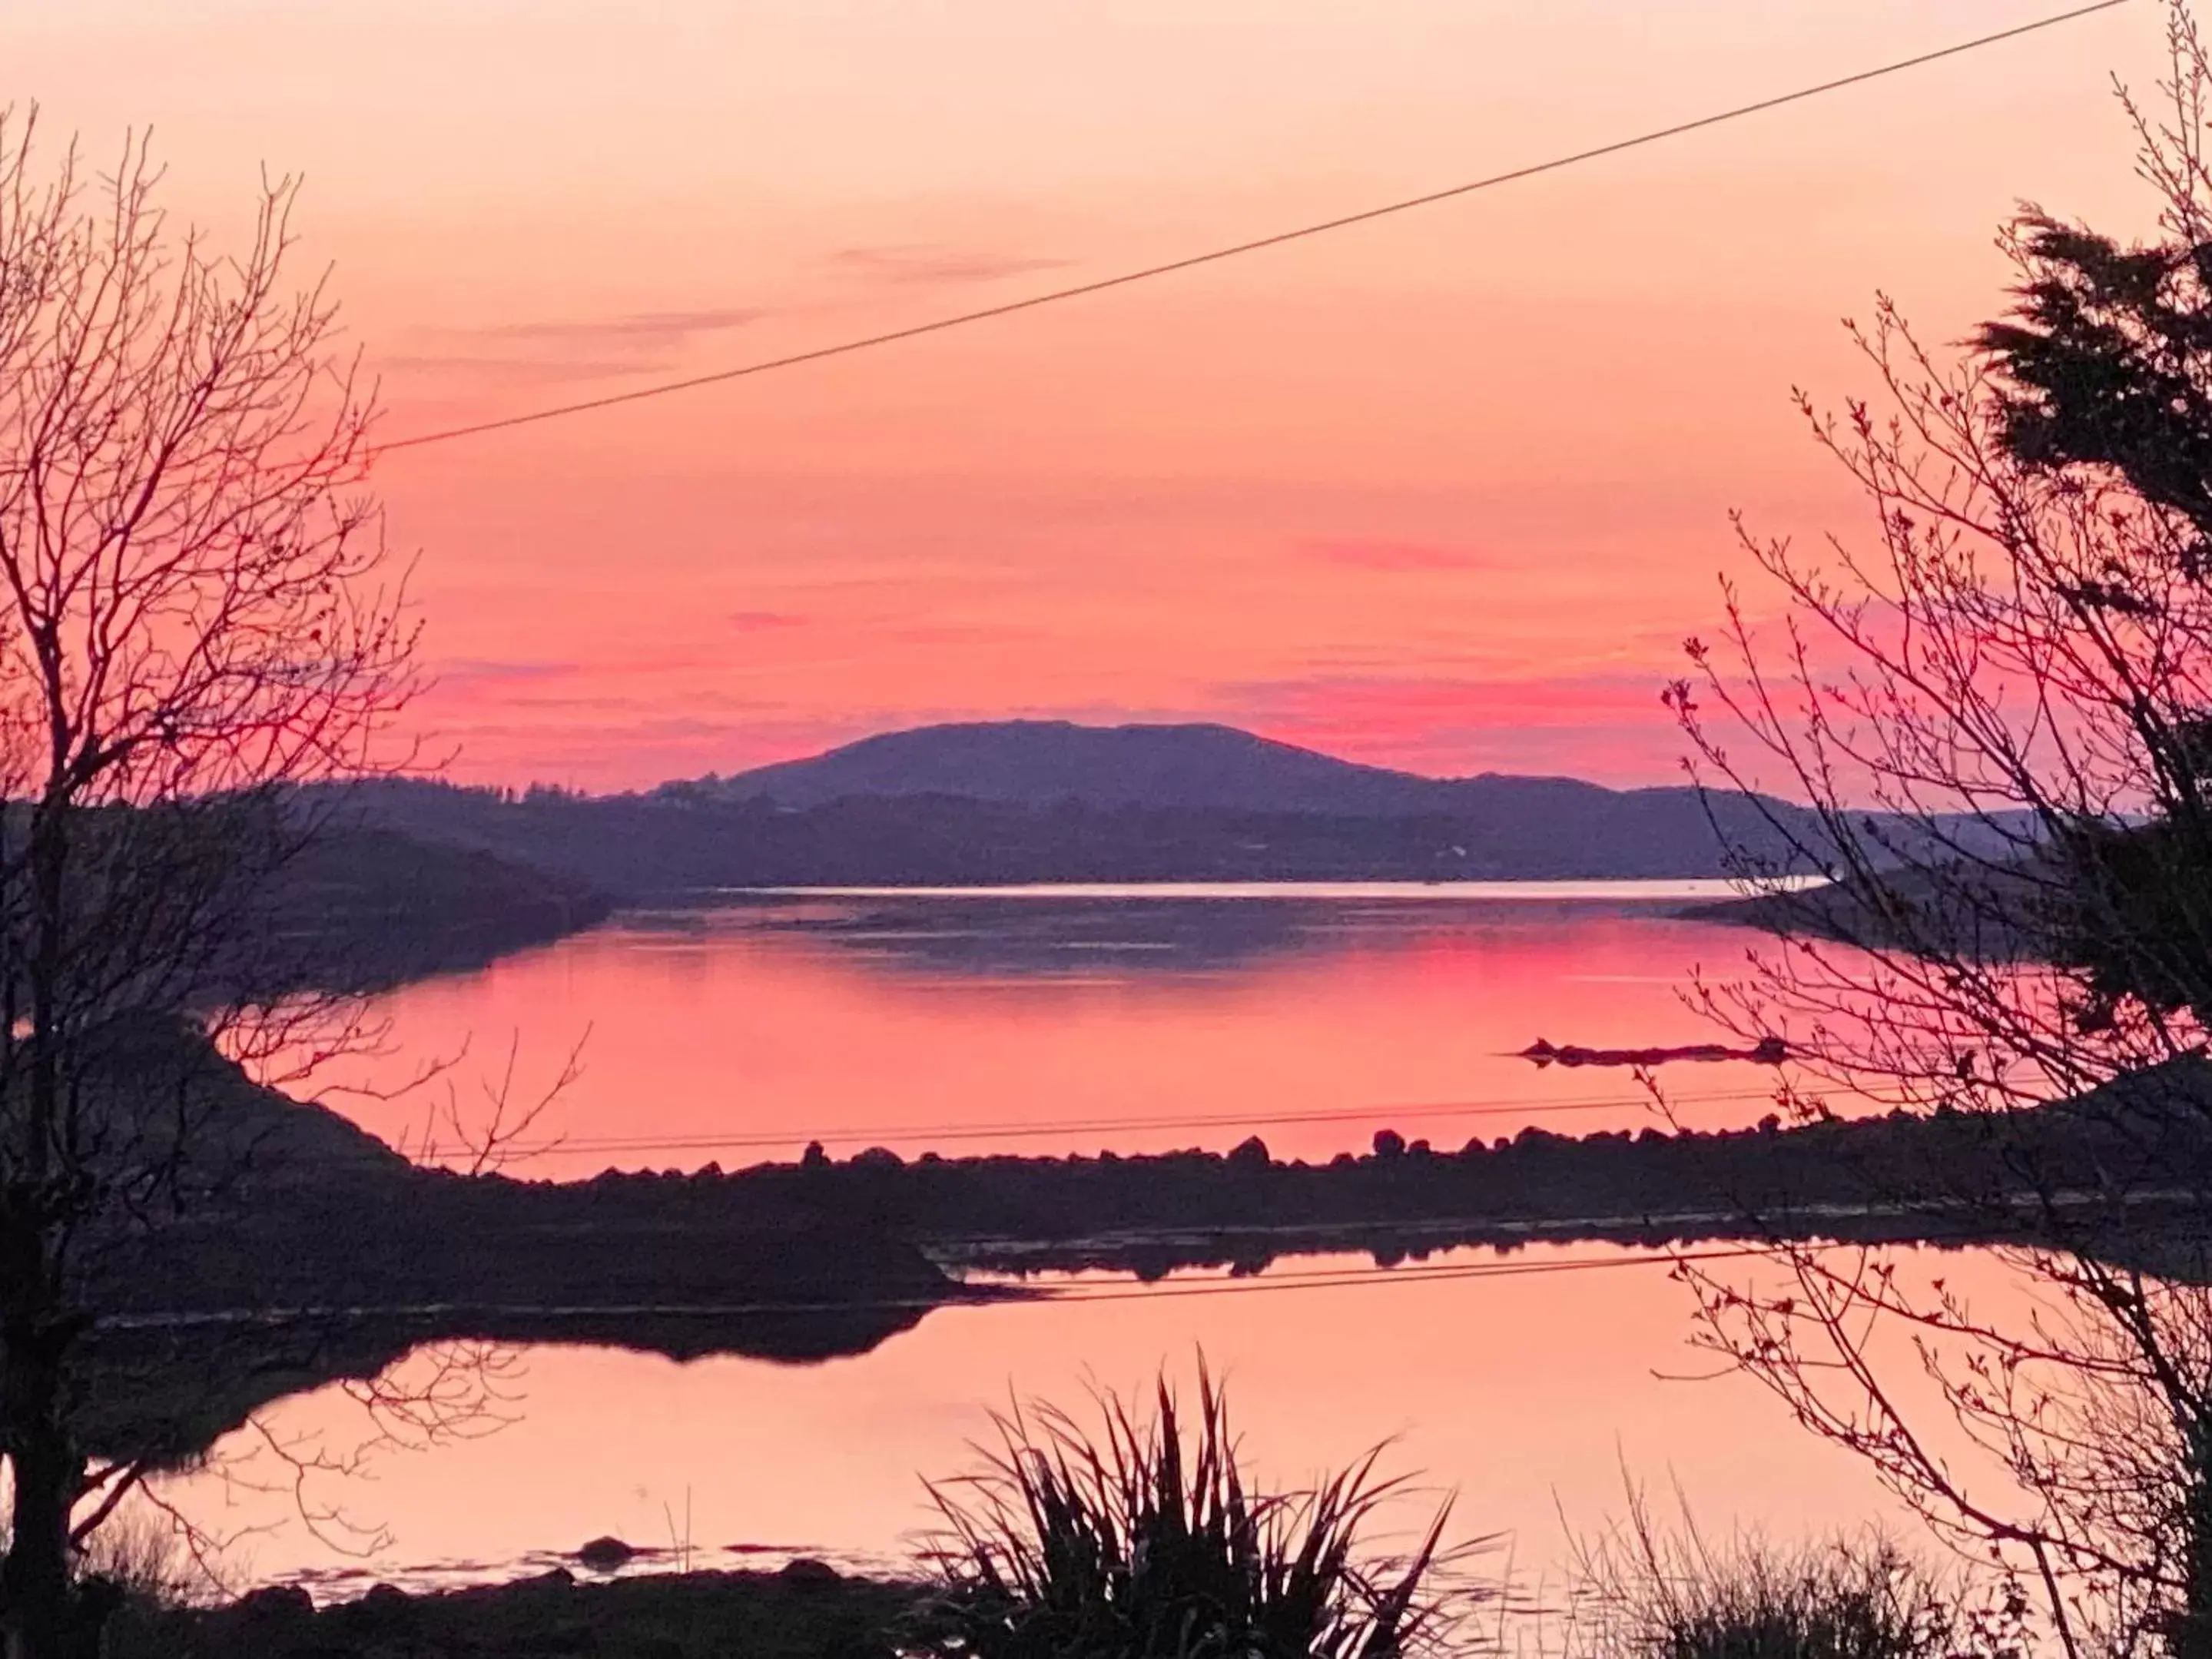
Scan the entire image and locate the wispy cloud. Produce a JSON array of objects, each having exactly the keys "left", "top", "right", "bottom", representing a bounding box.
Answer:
[
  {"left": 1217, "top": 670, "right": 1684, "bottom": 782},
  {"left": 433, "top": 657, "right": 582, "bottom": 686},
  {"left": 382, "top": 307, "right": 767, "bottom": 387},
  {"left": 729, "top": 610, "right": 811, "bottom": 632},
  {"left": 475, "top": 307, "right": 768, "bottom": 347},
  {"left": 376, "top": 353, "right": 677, "bottom": 386},
  {"left": 1229, "top": 670, "right": 1668, "bottom": 724},
  {"left": 1302, "top": 538, "right": 1495, "bottom": 572},
  {"left": 828, "top": 244, "right": 1069, "bottom": 286}
]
